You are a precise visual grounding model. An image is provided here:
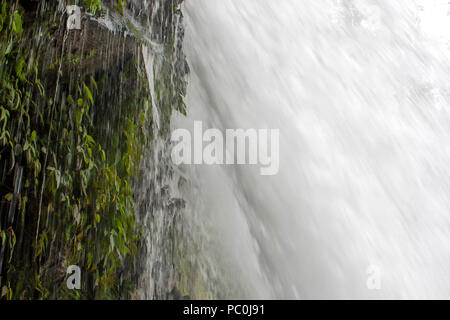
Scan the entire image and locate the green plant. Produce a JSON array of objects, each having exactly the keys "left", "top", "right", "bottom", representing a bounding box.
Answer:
[
  {"left": 84, "top": 0, "right": 102, "bottom": 15},
  {"left": 0, "top": 0, "right": 189, "bottom": 300}
]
